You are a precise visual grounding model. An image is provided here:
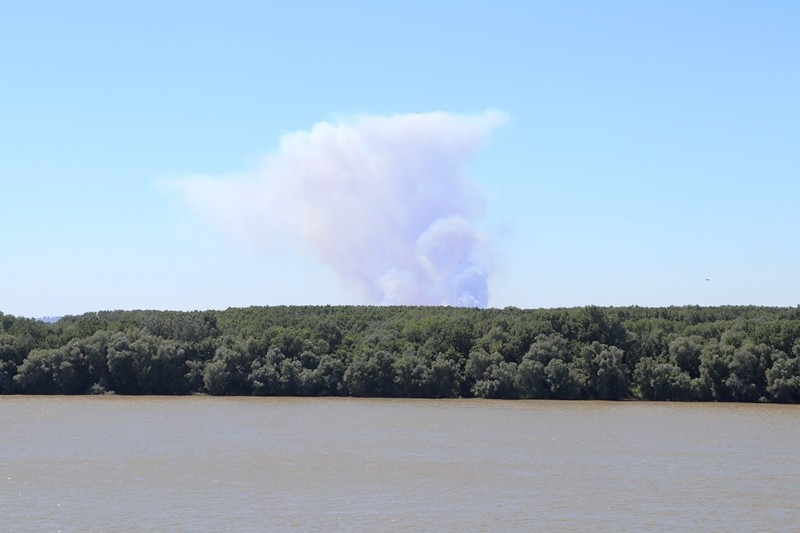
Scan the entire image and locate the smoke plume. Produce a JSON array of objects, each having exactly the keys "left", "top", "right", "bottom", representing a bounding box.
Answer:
[{"left": 170, "top": 111, "right": 506, "bottom": 307}]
